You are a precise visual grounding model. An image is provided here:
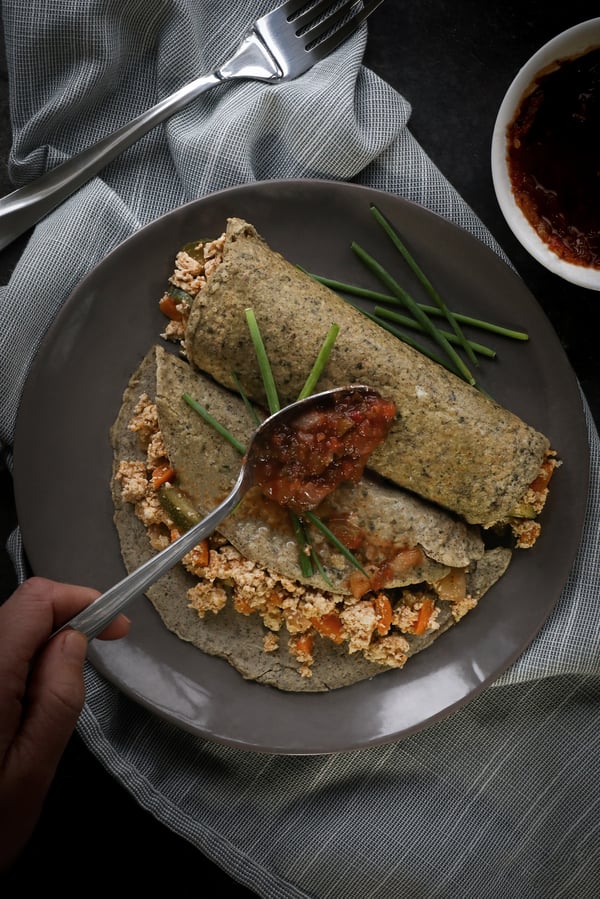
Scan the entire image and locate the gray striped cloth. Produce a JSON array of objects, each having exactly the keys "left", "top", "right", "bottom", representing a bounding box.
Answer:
[{"left": 1, "top": 3, "right": 599, "bottom": 897}]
